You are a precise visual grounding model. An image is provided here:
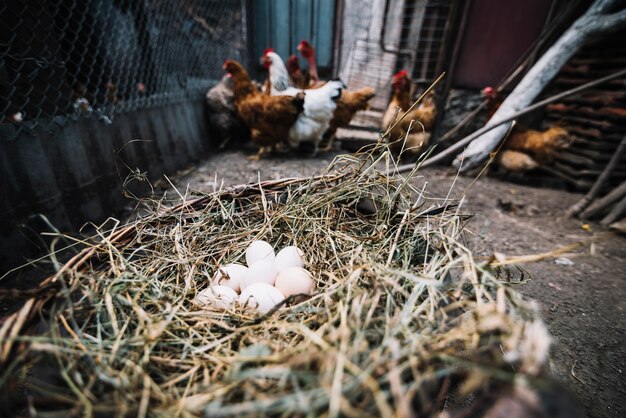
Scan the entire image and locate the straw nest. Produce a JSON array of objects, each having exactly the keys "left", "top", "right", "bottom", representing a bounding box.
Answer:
[{"left": 0, "top": 149, "right": 551, "bottom": 417}]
